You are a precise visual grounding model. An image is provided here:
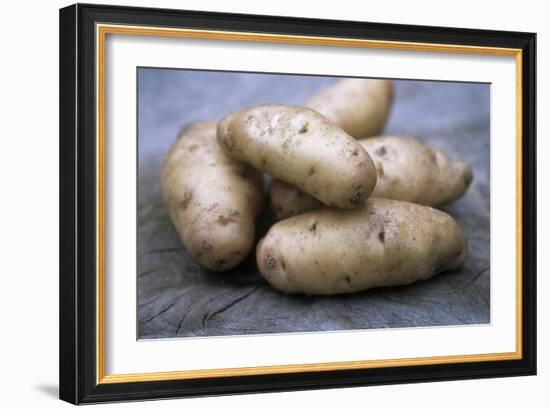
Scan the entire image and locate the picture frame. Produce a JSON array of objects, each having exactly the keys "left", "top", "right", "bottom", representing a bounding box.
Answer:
[{"left": 59, "top": 3, "right": 536, "bottom": 404}]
